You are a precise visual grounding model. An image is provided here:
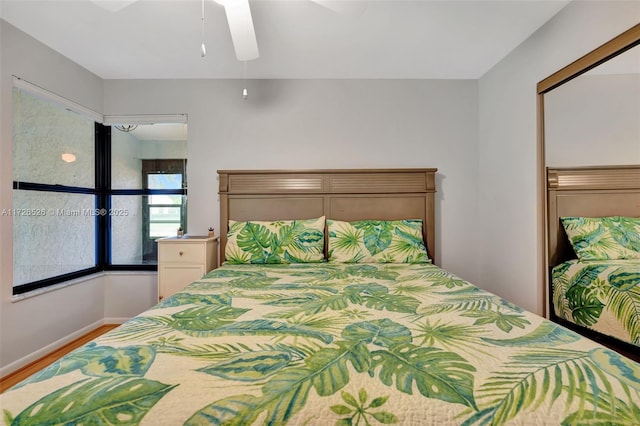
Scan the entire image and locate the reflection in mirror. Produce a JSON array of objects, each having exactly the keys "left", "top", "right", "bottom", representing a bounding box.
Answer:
[
  {"left": 539, "top": 24, "right": 640, "bottom": 359},
  {"left": 112, "top": 123, "right": 187, "bottom": 189},
  {"left": 544, "top": 43, "right": 640, "bottom": 167},
  {"left": 111, "top": 123, "right": 187, "bottom": 265}
]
